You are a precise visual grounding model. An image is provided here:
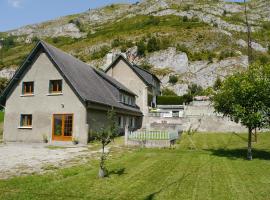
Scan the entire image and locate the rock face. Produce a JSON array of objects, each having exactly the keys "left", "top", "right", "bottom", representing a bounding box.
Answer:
[
  {"left": 147, "top": 48, "right": 189, "bottom": 73},
  {"left": 8, "top": 23, "right": 85, "bottom": 39},
  {"left": 0, "top": 68, "right": 16, "bottom": 79}
]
